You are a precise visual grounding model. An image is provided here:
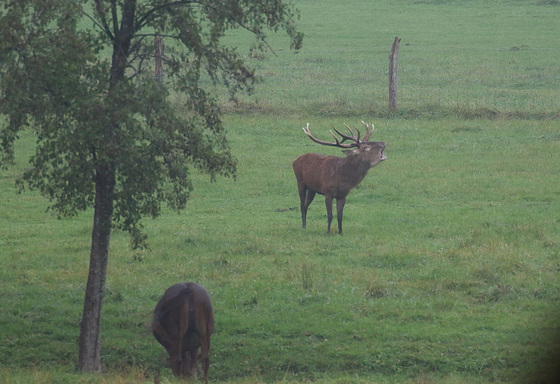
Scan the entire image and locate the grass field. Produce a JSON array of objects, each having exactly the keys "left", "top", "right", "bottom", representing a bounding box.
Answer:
[
  {"left": 1, "top": 0, "right": 560, "bottom": 383},
  {"left": 219, "top": 0, "right": 560, "bottom": 117}
]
